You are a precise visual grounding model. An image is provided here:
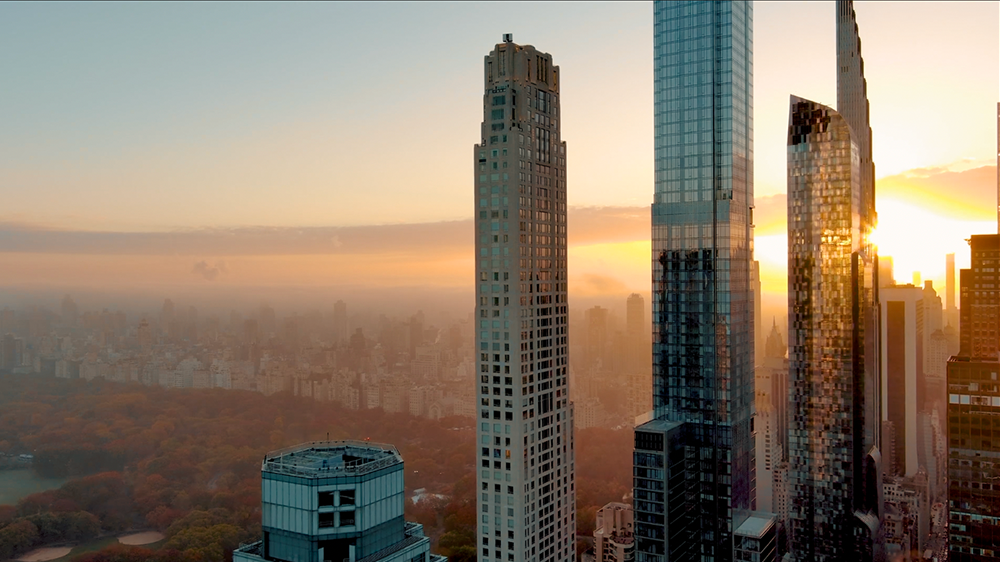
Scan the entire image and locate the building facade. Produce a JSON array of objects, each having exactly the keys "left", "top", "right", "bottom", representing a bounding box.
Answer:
[
  {"left": 634, "top": 1, "right": 755, "bottom": 561},
  {"left": 786, "top": 95, "right": 884, "bottom": 561},
  {"left": 233, "top": 440, "right": 445, "bottom": 562},
  {"left": 594, "top": 503, "right": 635, "bottom": 562},
  {"left": 733, "top": 515, "right": 777, "bottom": 562},
  {"left": 947, "top": 234, "right": 1000, "bottom": 561},
  {"left": 880, "top": 285, "right": 924, "bottom": 478},
  {"left": 474, "top": 35, "right": 576, "bottom": 562}
]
